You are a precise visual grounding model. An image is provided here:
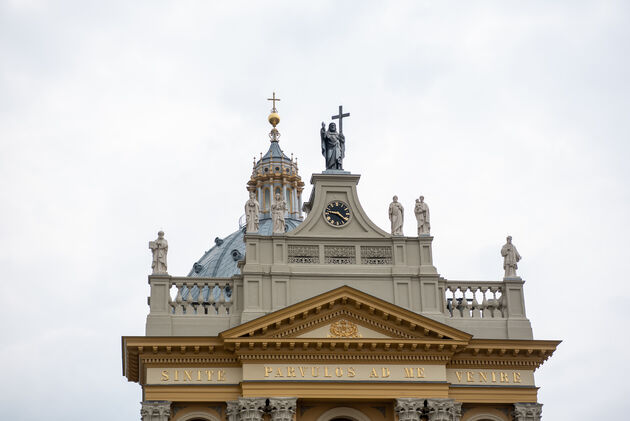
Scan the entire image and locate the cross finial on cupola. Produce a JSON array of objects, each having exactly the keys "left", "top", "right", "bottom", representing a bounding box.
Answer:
[{"left": 267, "top": 91, "right": 281, "bottom": 142}]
